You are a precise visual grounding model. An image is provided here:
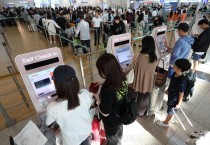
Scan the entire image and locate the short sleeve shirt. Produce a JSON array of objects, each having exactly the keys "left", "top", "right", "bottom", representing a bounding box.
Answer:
[
  {"left": 46, "top": 89, "right": 94, "bottom": 145},
  {"left": 168, "top": 74, "right": 186, "bottom": 106}
]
